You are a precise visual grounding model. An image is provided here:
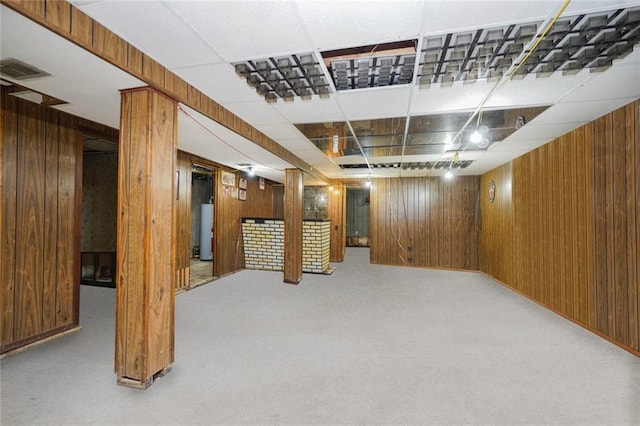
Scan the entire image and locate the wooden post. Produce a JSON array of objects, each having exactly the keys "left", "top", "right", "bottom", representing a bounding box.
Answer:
[
  {"left": 283, "top": 169, "right": 303, "bottom": 284},
  {"left": 328, "top": 183, "right": 346, "bottom": 262},
  {"left": 115, "top": 87, "right": 176, "bottom": 389}
]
